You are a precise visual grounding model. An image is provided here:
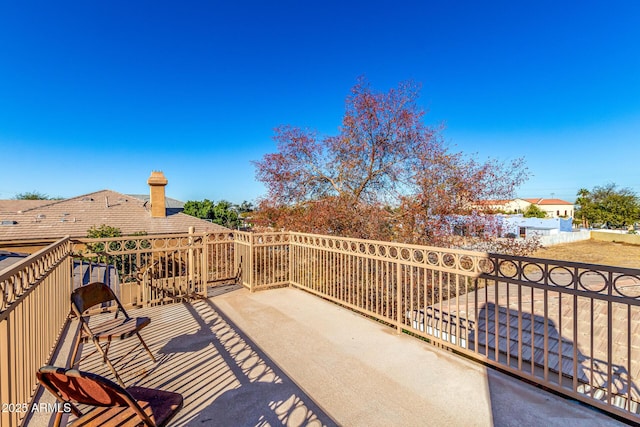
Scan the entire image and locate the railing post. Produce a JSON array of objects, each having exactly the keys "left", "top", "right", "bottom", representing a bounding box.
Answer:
[
  {"left": 201, "top": 233, "right": 209, "bottom": 298},
  {"left": 232, "top": 231, "right": 238, "bottom": 280},
  {"left": 249, "top": 232, "right": 255, "bottom": 292},
  {"left": 396, "top": 261, "right": 402, "bottom": 334},
  {"left": 188, "top": 226, "right": 195, "bottom": 294},
  {"left": 68, "top": 242, "right": 74, "bottom": 294},
  {"left": 288, "top": 232, "right": 293, "bottom": 287},
  {"left": 136, "top": 249, "right": 142, "bottom": 305}
]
